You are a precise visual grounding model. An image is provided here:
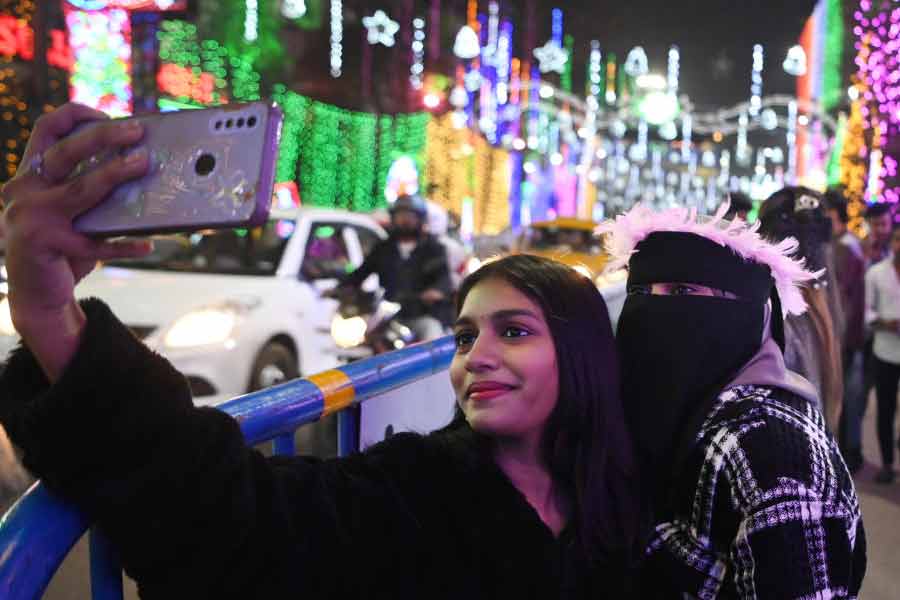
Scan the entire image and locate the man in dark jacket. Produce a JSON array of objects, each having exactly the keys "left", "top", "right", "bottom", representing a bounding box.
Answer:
[{"left": 339, "top": 194, "right": 452, "bottom": 340}]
